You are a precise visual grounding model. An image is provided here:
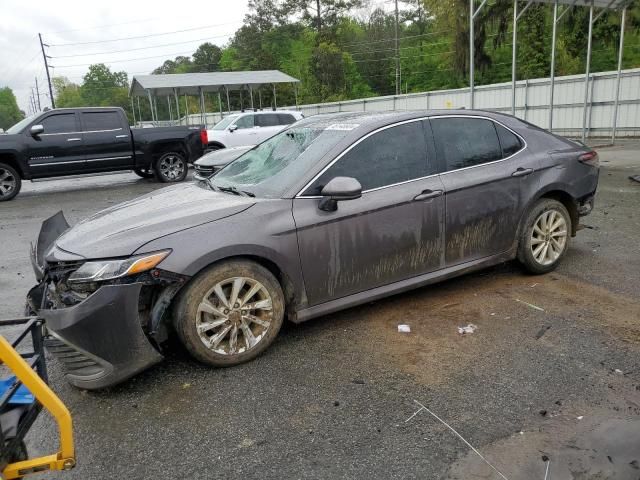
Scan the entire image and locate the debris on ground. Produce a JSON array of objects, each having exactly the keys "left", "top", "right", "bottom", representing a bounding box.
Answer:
[
  {"left": 577, "top": 416, "right": 584, "bottom": 420},
  {"left": 515, "top": 298, "right": 545, "bottom": 312},
  {"left": 458, "top": 324, "right": 478, "bottom": 335},
  {"left": 536, "top": 325, "right": 551, "bottom": 340},
  {"left": 397, "top": 324, "right": 411, "bottom": 333},
  {"left": 629, "top": 175, "right": 640, "bottom": 183},
  {"left": 614, "top": 369, "right": 624, "bottom": 375}
]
